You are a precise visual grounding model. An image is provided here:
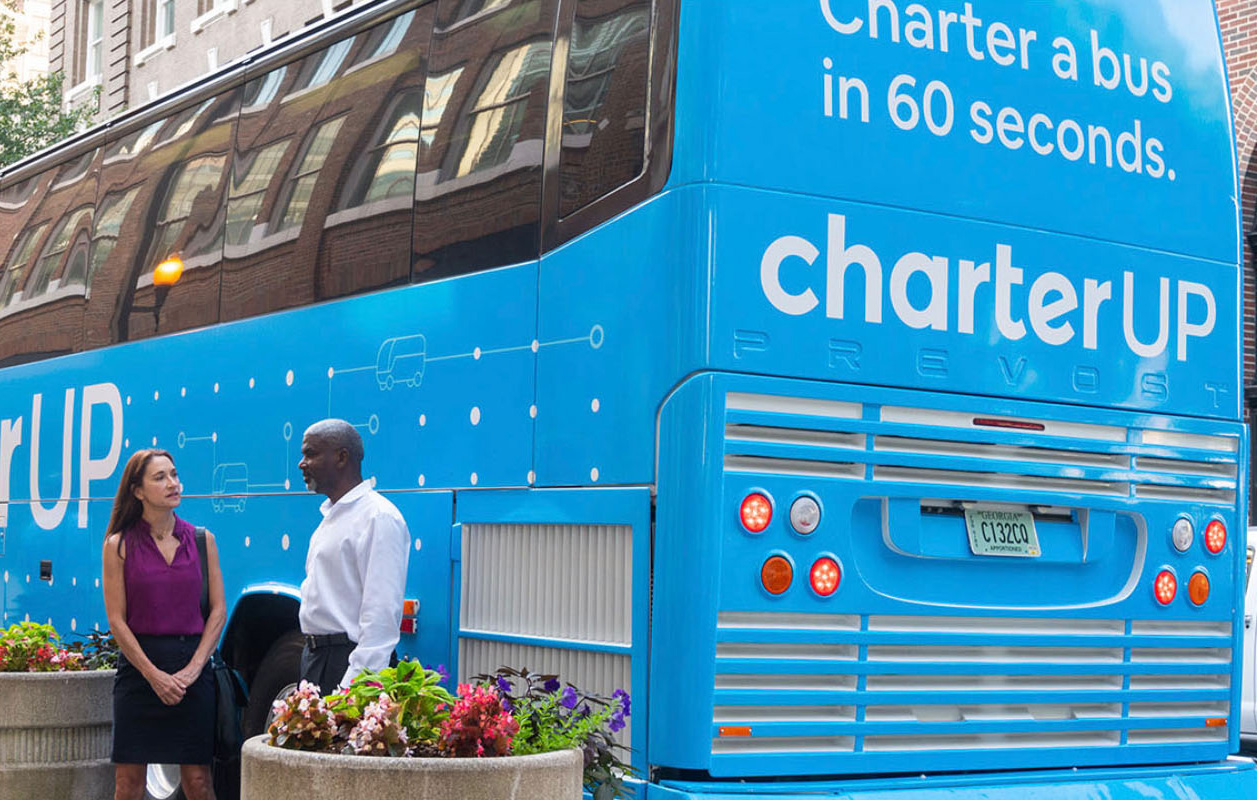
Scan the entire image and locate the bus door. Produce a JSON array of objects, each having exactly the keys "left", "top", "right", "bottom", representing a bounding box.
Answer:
[
  {"left": 382, "top": 490, "right": 454, "bottom": 669},
  {"left": 451, "top": 487, "right": 650, "bottom": 770}
]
